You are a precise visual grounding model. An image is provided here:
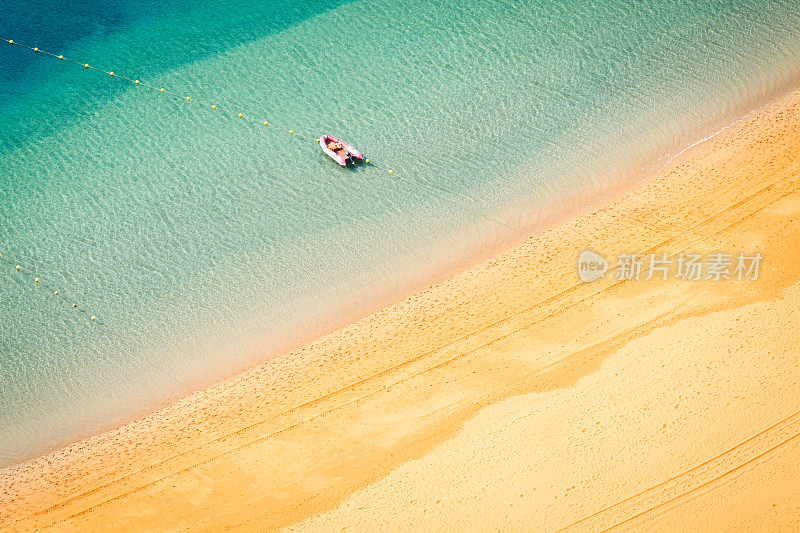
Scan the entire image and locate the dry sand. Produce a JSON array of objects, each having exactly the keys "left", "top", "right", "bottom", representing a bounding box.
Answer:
[{"left": 2, "top": 87, "right": 800, "bottom": 532}]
